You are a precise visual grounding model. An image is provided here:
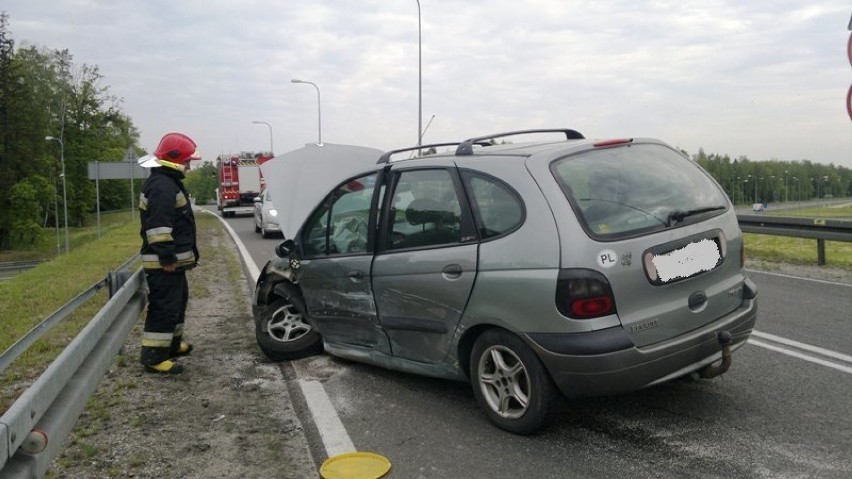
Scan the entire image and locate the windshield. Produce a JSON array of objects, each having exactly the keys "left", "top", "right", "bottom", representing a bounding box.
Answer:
[{"left": 551, "top": 143, "right": 728, "bottom": 239}]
